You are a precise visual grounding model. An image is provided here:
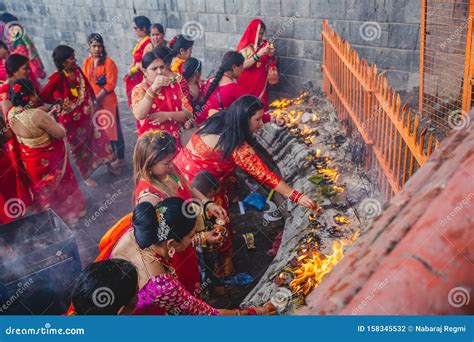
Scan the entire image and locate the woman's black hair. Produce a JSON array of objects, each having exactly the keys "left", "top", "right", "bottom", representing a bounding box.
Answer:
[
  {"left": 196, "top": 51, "right": 244, "bottom": 112},
  {"left": 5, "top": 53, "right": 29, "bottom": 77},
  {"left": 0, "top": 12, "right": 18, "bottom": 23},
  {"left": 52, "top": 45, "right": 75, "bottom": 72},
  {"left": 198, "top": 95, "right": 264, "bottom": 159},
  {"left": 182, "top": 57, "right": 202, "bottom": 80},
  {"left": 169, "top": 34, "right": 194, "bottom": 57},
  {"left": 151, "top": 23, "right": 165, "bottom": 35},
  {"left": 0, "top": 40, "right": 8, "bottom": 51},
  {"left": 133, "top": 198, "right": 196, "bottom": 249},
  {"left": 71, "top": 259, "right": 138, "bottom": 315},
  {"left": 9, "top": 79, "right": 36, "bottom": 107},
  {"left": 87, "top": 33, "right": 107, "bottom": 66},
  {"left": 141, "top": 46, "right": 173, "bottom": 70},
  {"left": 152, "top": 46, "right": 173, "bottom": 66},
  {"left": 133, "top": 16, "right": 152, "bottom": 35}
]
